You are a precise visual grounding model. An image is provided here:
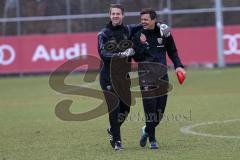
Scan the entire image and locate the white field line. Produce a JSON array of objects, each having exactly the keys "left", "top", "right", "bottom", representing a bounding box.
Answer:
[{"left": 180, "top": 119, "right": 240, "bottom": 139}]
